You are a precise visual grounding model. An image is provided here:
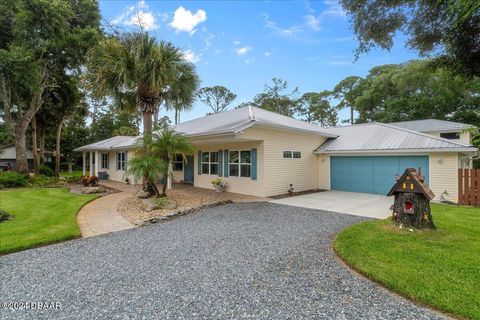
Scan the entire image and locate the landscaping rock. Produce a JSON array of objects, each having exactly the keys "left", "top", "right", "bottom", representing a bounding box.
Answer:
[
  {"left": 136, "top": 190, "right": 150, "bottom": 199},
  {"left": 81, "top": 187, "right": 106, "bottom": 194},
  {"left": 142, "top": 199, "right": 160, "bottom": 212}
]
